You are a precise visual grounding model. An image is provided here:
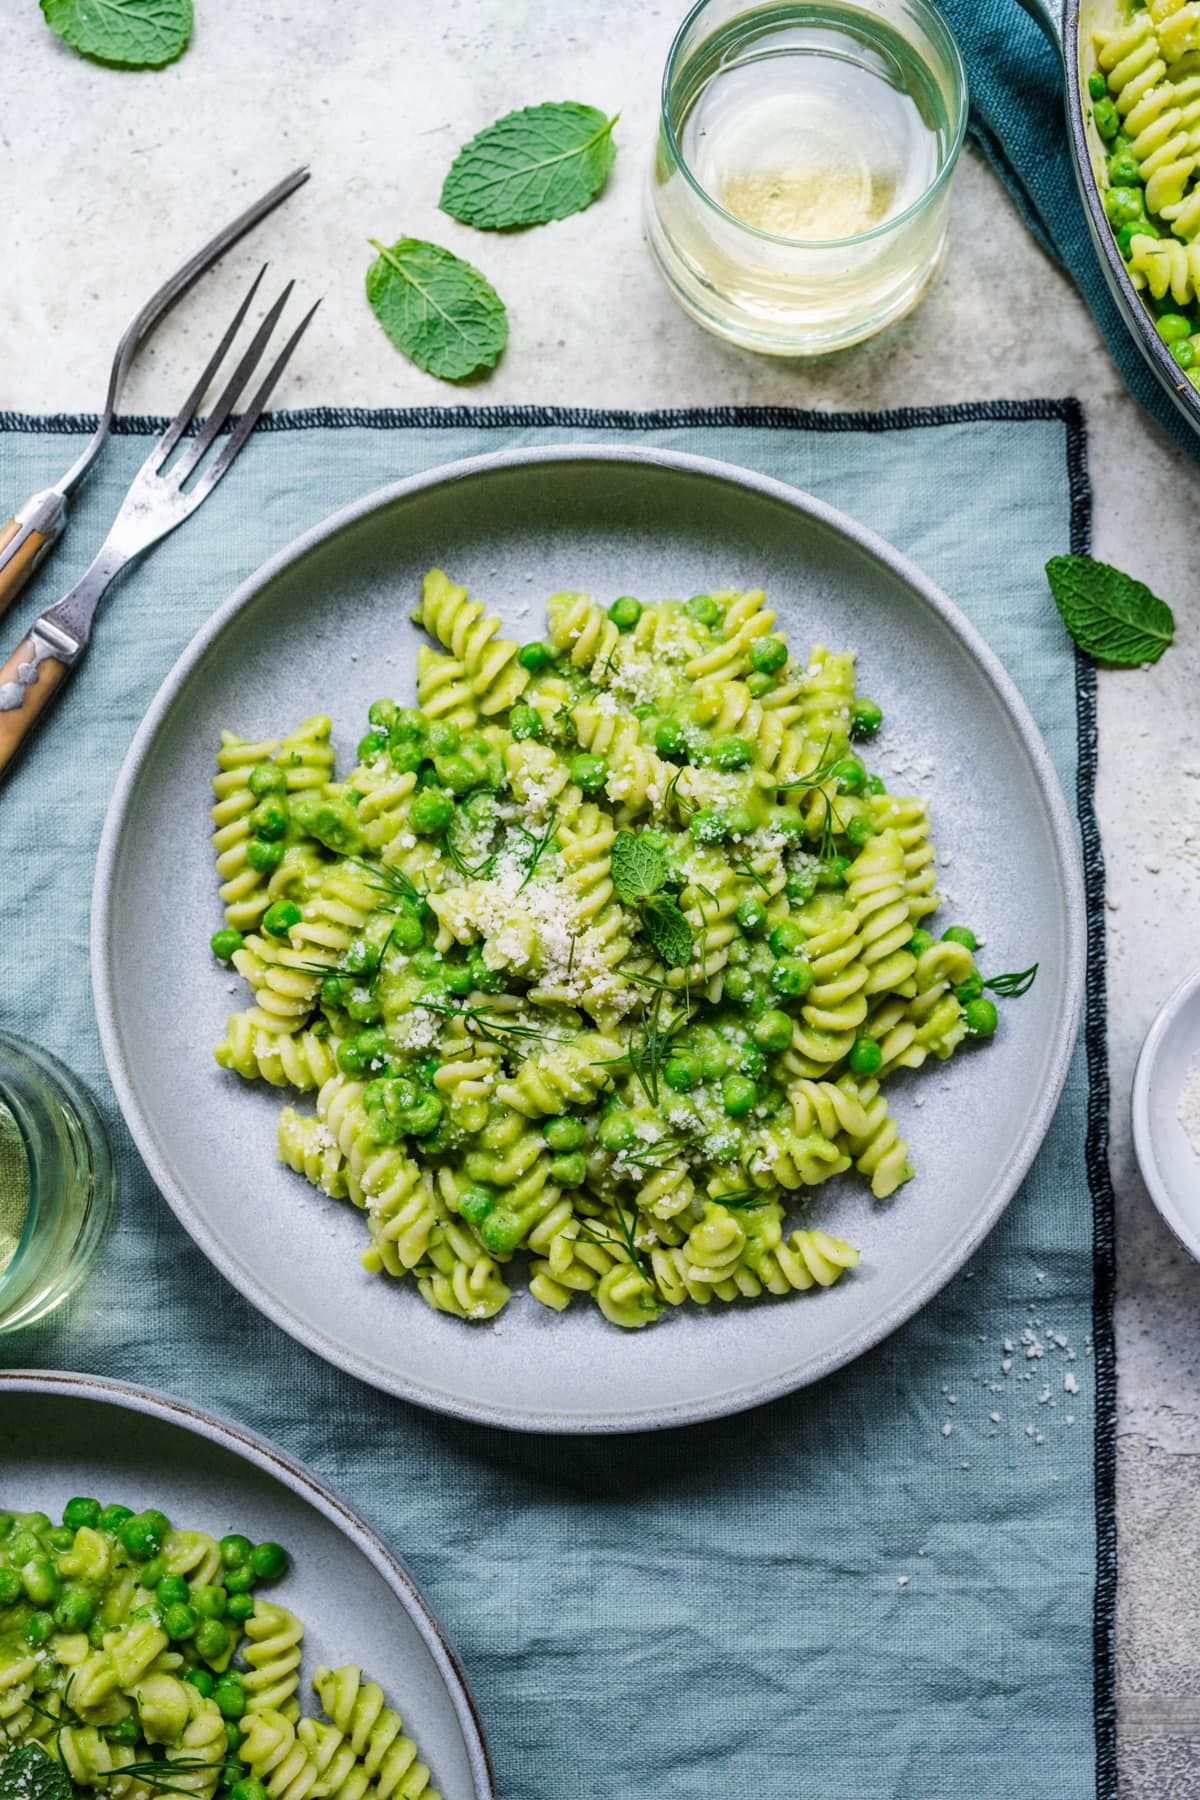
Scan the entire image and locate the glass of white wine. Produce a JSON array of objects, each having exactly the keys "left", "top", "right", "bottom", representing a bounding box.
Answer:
[{"left": 646, "top": 0, "right": 968, "bottom": 355}]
